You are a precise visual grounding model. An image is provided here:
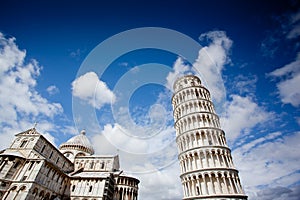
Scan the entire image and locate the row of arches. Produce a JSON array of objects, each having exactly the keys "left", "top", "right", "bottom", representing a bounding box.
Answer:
[
  {"left": 114, "top": 186, "right": 138, "bottom": 200},
  {"left": 173, "top": 99, "right": 215, "bottom": 121},
  {"left": 60, "top": 144, "right": 94, "bottom": 155},
  {"left": 2, "top": 185, "right": 56, "bottom": 200},
  {"left": 38, "top": 163, "right": 68, "bottom": 193},
  {"left": 2, "top": 185, "right": 27, "bottom": 200},
  {"left": 172, "top": 86, "right": 211, "bottom": 106},
  {"left": 176, "top": 129, "right": 227, "bottom": 152},
  {"left": 173, "top": 75, "right": 201, "bottom": 92},
  {"left": 0, "top": 156, "right": 24, "bottom": 180},
  {"left": 31, "top": 187, "right": 56, "bottom": 200},
  {"left": 75, "top": 159, "right": 106, "bottom": 171},
  {"left": 181, "top": 171, "right": 245, "bottom": 198},
  {"left": 175, "top": 113, "right": 221, "bottom": 134},
  {"left": 70, "top": 179, "right": 104, "bottom": 195},
  {"left": 116, "top": 177, "right": 139, "bottom": 188},
  {"left": 179, "top": 148, "right": 235, "bottom": 174}
]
